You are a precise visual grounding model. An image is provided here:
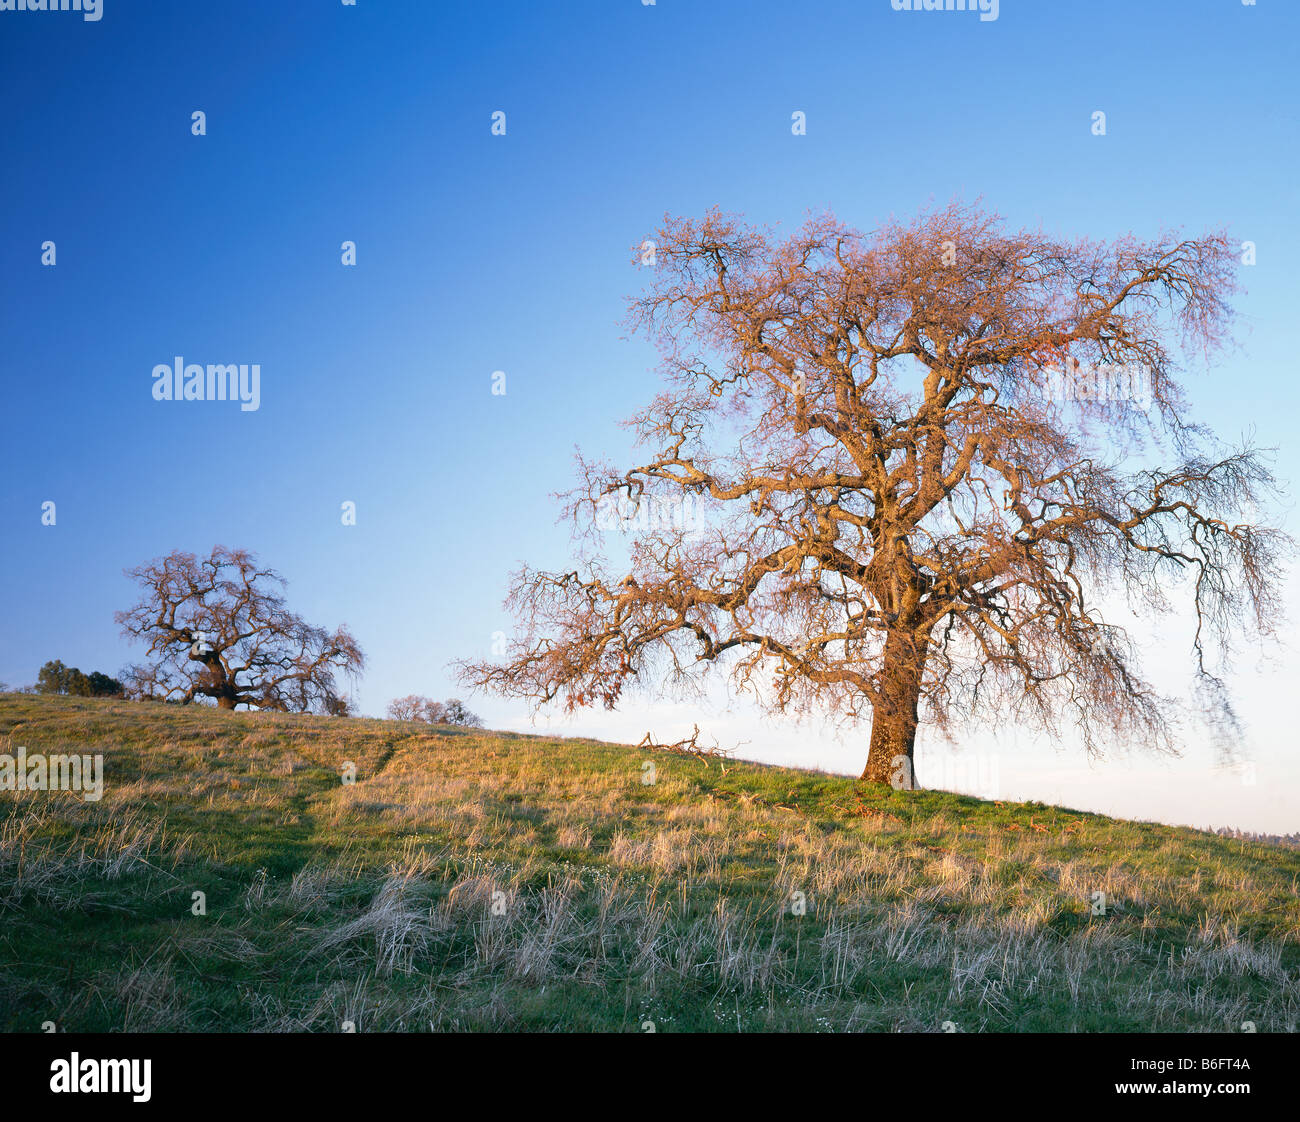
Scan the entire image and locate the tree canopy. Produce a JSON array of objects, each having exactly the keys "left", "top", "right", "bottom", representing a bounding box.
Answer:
[
  {"left": 461, "top": 203, "right": 1286, "bottom": 786},
  {"left": 117, "top": 546, "right": 363, "bottom": 713},
  {"left": 35, "top": 660, "right": 123, "bottom": 698}
]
